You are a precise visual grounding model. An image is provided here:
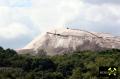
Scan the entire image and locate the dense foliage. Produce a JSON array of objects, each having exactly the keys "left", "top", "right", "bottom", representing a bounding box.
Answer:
[{"left": 0, "top": 46, "right": 120, "bottom": 79}]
